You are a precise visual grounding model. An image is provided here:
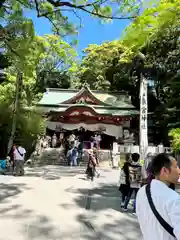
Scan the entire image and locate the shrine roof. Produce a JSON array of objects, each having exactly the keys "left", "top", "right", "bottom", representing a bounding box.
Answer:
[
  {"left": 38, "top": 105, "right": 139, "bottom": 116},
  {"left": 38, "top": 87, "right": 136, "bottom": 109}
]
